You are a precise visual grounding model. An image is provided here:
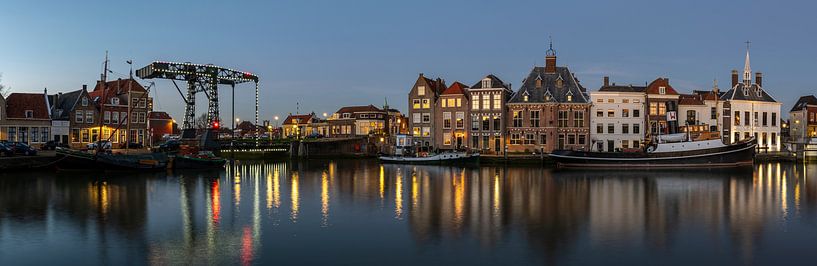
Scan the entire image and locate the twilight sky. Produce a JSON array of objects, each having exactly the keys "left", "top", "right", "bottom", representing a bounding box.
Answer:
[{"left": 1, "top": 0, "right": 816, "bottom": 121}]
